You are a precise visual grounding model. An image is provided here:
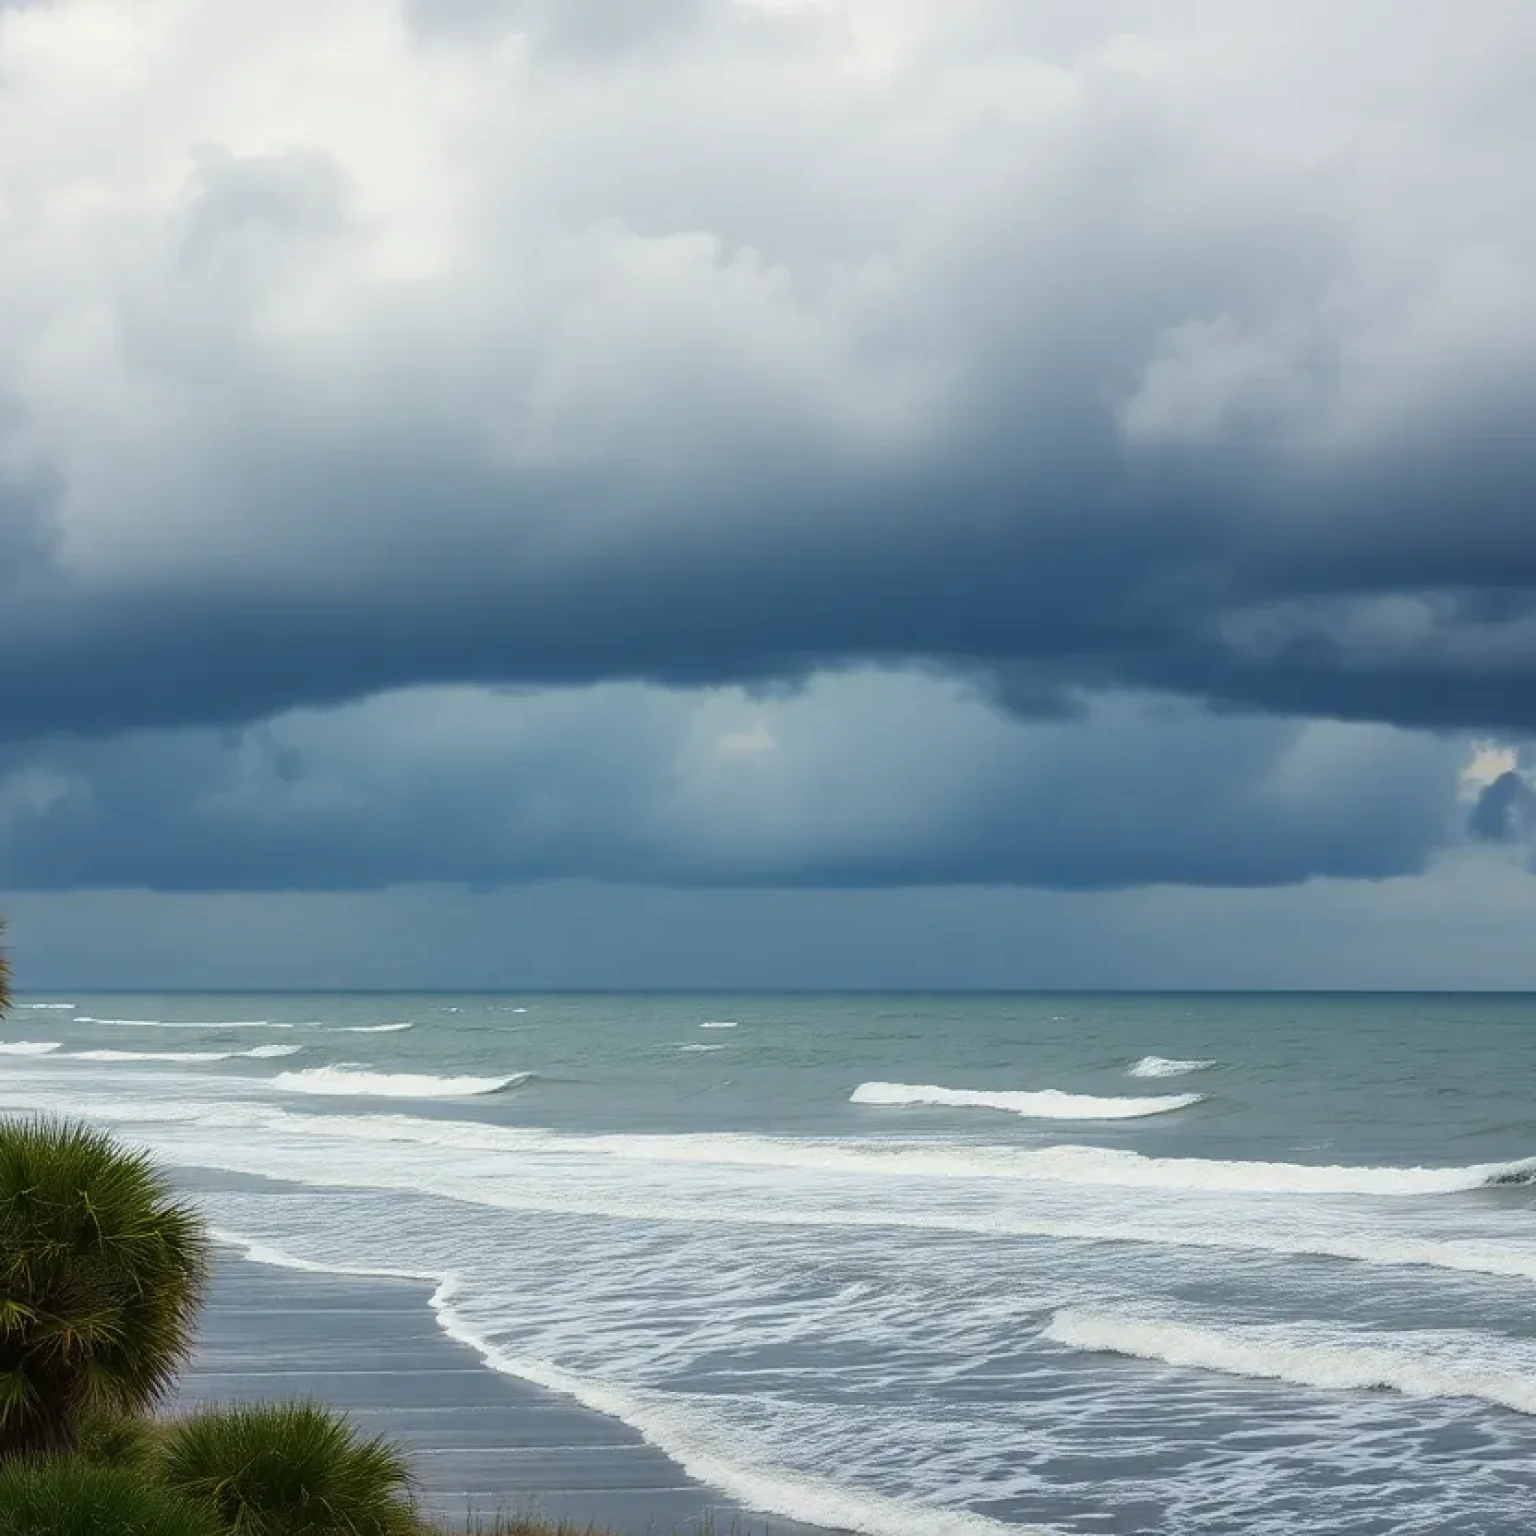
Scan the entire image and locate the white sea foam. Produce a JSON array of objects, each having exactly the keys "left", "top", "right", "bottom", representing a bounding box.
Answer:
[
  {"left": 15, "top": 1093, "right": 1536, "bottom": 1288},
  {"left": 852, "top": 1081, "right": 1204, "bottom": 1120},
  {"left": 216, "top": 1232, "right": 1045, "bottom": 1536},
  {"left": 12, "top": 1076, "right": 1529, "bottom": 1198},
  {"left": 701, "top": 1021, "right": 739, "bottom": 1029},
  {"left": 38, "top": 1076, "right": 1530, "bottom": 1198},
  {"left": 16, "top": 1002, "right": 74, "bottom": 1010},
  {"left": 75, "top": 1017, "right": 296, "bottom": 1029},
  {"left": 342, "top": 1023, "right": 415, "bottom": 1034},
  {"left": 72, "top": 1045, "right": 304, "bottom": 1063},
  {"left": 1045, "top": 1309, "right": 1536, "bottom": 1416},
  {"left": 679, "top": 1044, "right": 725, "bottom": 1053},
  {"left": 1127, "top": 1055, "right": 1216, "bottom": 1079},
  {"left": 0, "top": 1041, "right": 62, "bottom": 1055},
  {"left": 270, "top": 1068, "right": 530, "bottom": 1099}
]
